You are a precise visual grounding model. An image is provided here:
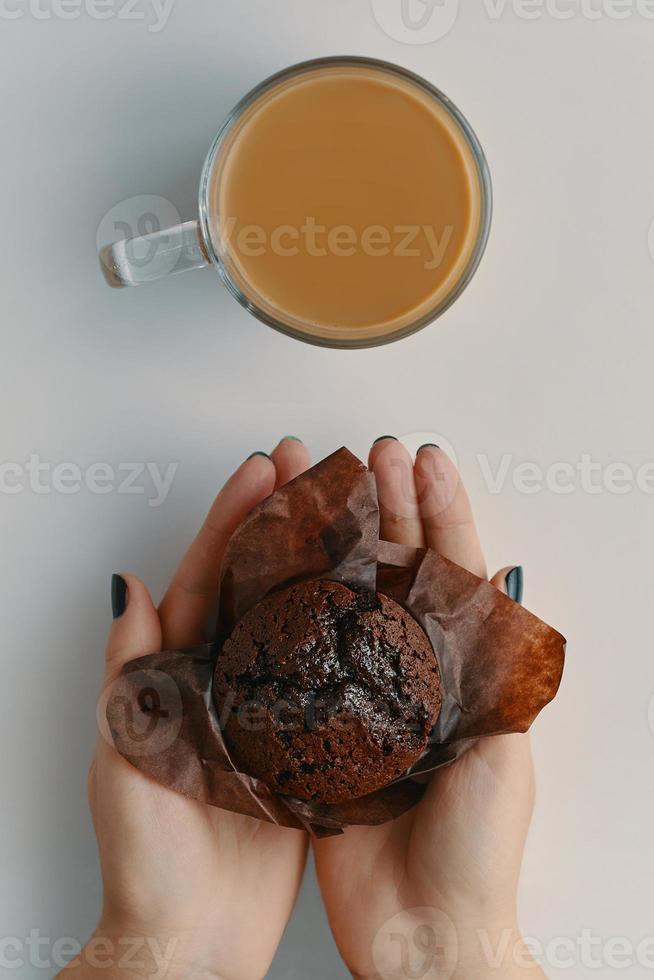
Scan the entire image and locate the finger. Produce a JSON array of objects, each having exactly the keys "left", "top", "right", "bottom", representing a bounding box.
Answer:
[
  {"left": 104, "top": 573, "right": 161, "bottom": 685},
  {"left": 369, "top": 437, "right": 425, "bottom": 548},
  {"left": 96, "top": 574, "right": 162, "bottom": 759},
  {"left": 491, "top": 565, "right": 524, "bottom": 604},
  {"left": 158, "top": 453, "right": 276, "bottom": 648},
  {"left": 414, "top": 445, "right": 486, "bottom": 578},
  {"left": 270, "top": 436, "right": 311, "bottom": 489}
]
